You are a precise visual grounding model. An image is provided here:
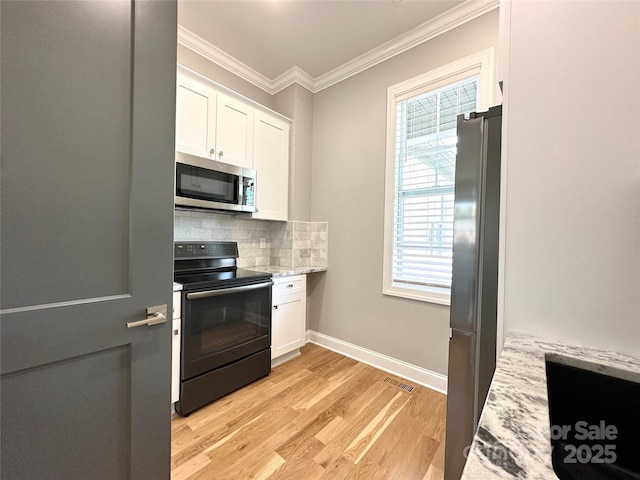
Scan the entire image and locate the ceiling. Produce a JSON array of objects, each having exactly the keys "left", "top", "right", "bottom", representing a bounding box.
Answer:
[{"left": 178, "top": 0, "right": 468, "bottom": 82}]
